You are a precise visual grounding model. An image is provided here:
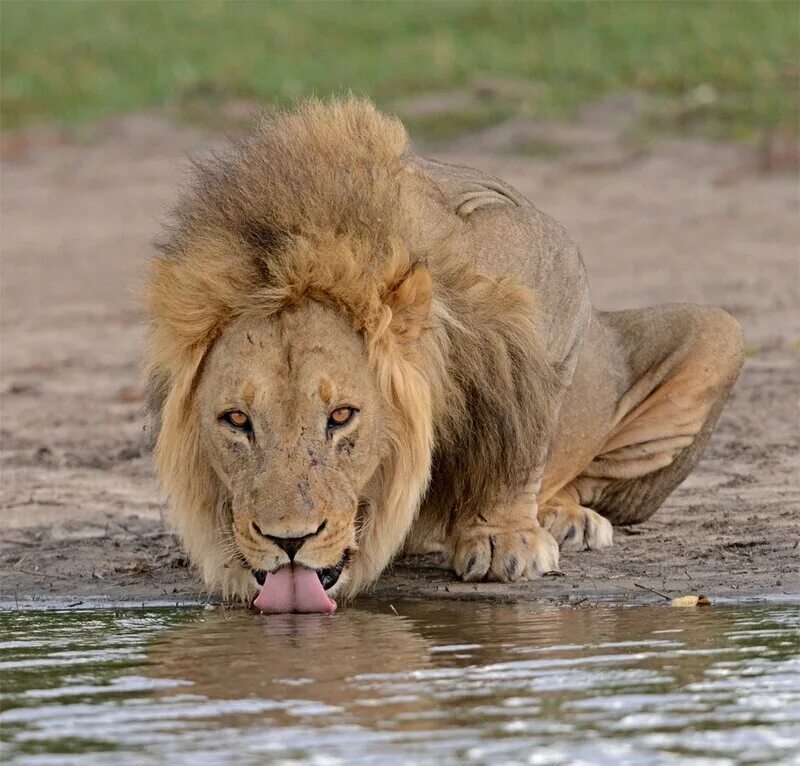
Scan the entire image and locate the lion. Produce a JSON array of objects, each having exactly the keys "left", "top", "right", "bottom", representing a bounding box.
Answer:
[{"left": 143, "top": 97, "right": 743, "bottom": 613}]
